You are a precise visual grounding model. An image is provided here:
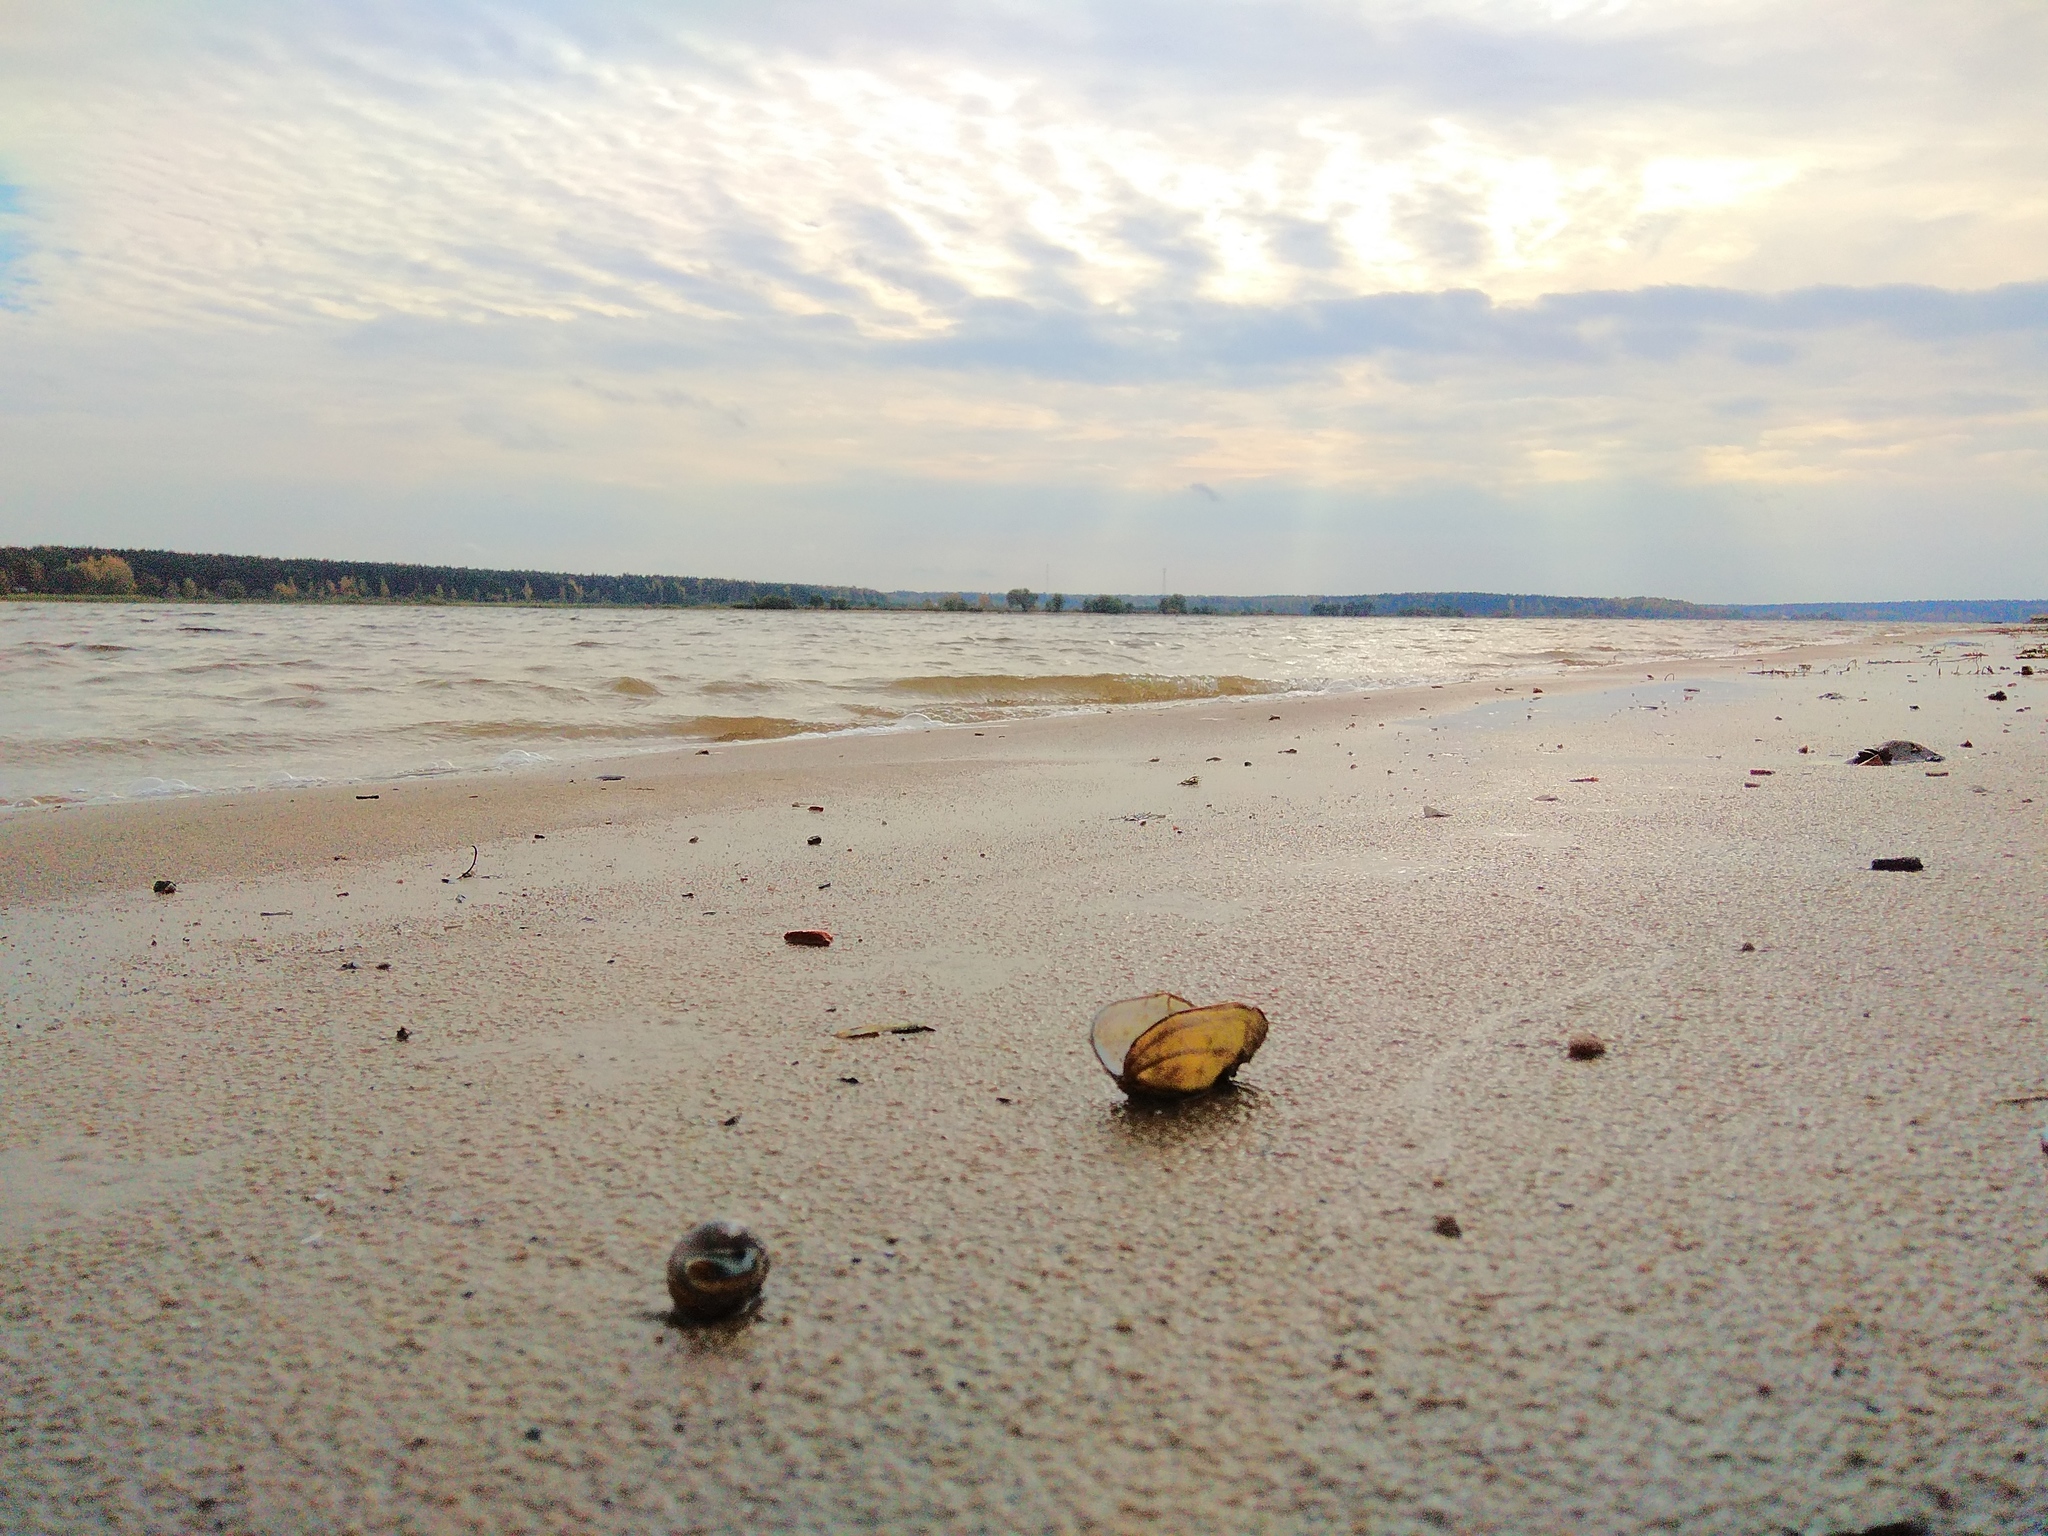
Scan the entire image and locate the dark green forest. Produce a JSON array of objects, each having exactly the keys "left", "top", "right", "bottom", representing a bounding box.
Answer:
[
  {"left": 7, "top": 546, "right": 2040, "bottom": 621},
  {"left": 0, "top": 547, "right": 887, "bottom": 609}
]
